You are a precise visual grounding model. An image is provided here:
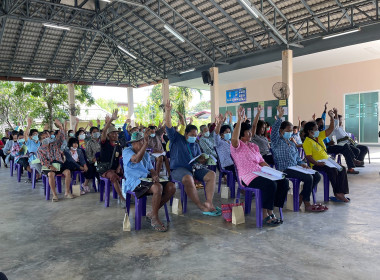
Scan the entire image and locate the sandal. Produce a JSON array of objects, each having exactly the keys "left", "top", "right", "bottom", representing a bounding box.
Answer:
[
  {"left": 263, "top": 215, "right": 280, "bottom": 227},
  {"left": 269, "top": 214, "right": 283, "bottom": 224},
  {"left": 151, "top": 222, "right": 167, "bottom": 232},
  {"left": 305, "top": 204, "right": 325, "bottom": 212},
  {"left": 315, "top": 203, "right": 328, "bottom": 210},
  {"left": 52, "top": 196, "right": 59, "bottom": 202},
  {"left": 64, "top": 193, "right": 75, "bottom": 199},
  {"left": 80, "top": 190, "right": 86, "bottom": 195},
  {"left": 84, "top": 186, "right": 91, "bottom": 192}
]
